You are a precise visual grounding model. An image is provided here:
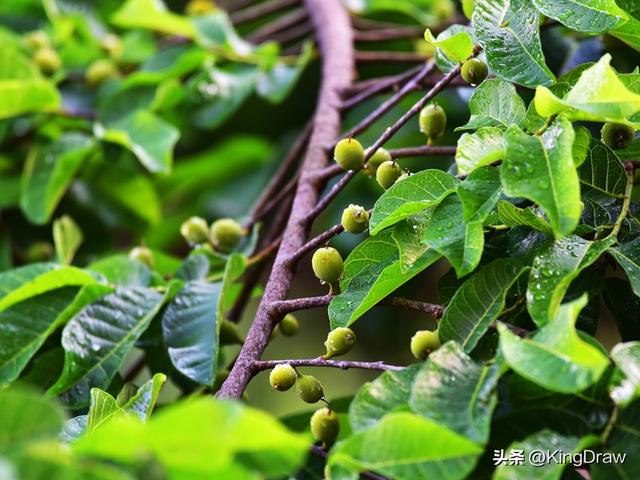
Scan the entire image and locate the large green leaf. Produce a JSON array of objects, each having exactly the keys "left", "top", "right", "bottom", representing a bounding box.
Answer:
[
  {"left": 498, "top": 295, "right": 610, "bottom": 393},
  {"left": 610, "top": 342, "right": 640, "bottom": 407},
  {"left": 457, "top": 166, "right": 502, "bottom": 223},
  {"left": 111, "top": 0, "right": 195, "bottom": 37},
  {"left": 49, "top": 287, "right": 166, "bottom": 408},
  {"left": 527, "top": 235, "right": 615, "bottom": 326},
  {"left": 423, "top": 195, "right": 484, "bottom": 278},
  {"left": 88, "top": 255, "right": 152, "bottom": 288},
  {"left": 439, "top": 259, "right": 528, "bottom": 352},
  {"left": 455, "top": 127, "right": 506, "bottom": 176},
  {"left": 424, "top": 28, "right": 474, "bottom": 63},
  {"left": 369, "top": 169, "right": 459, "bottom": 235},
  {"left": 473, "top": 0, "right": 554, "bottom": 88},
  {"left": 409, "top": 342, "right": 500, "bottom": 444},
  {"left": 611, "top": 17, "right": 640, "bottom": 51},
  {"left": 501, "top": 118, "right": 581, "bottom": 238},
  {"left": 328, "top": 412, "right": 482, "bottom": 480},
  {"left": 579, "top": 144, "right": 627, "bottom": 200},
  {"left": 0, "top": 263, "right": 58, "bottom": 299},
  {"left": 20, "top": 133, "right": 95, "bottom": 224},
  {"left": 348, "top": 365, "right": 420, "bottom": 433},
  {"left": 609, "top": 235, "right": 640, "bottom": 297},
  {"left": 531, "top": 0, "right": 627, "bottom": 33},
  {"left": 457, "top": 79, "right": 526, "bottom": 131},
  {"left": 497, "top": 201, "right": 553, "bottom": 234}
]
